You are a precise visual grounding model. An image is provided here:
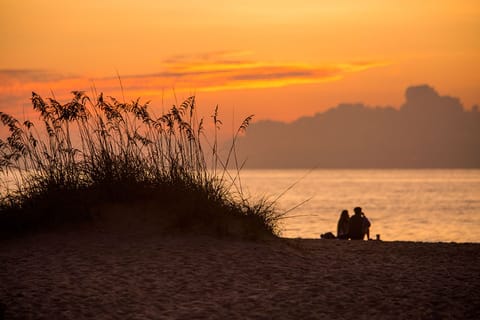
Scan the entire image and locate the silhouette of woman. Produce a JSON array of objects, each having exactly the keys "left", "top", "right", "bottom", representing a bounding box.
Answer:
[{"left": 337, "top": 210, "right": 350, "bottom": 240}]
